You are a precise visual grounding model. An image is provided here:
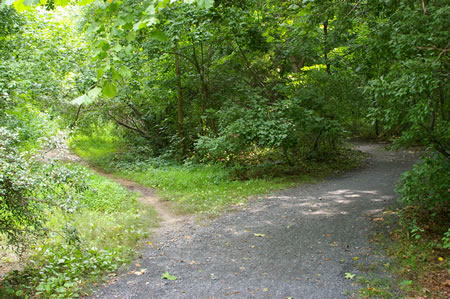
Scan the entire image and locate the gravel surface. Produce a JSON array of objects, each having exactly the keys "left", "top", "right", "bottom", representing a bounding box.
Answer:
[{"left": 91, "top": 143, "right": 419, "bottom": 299}]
